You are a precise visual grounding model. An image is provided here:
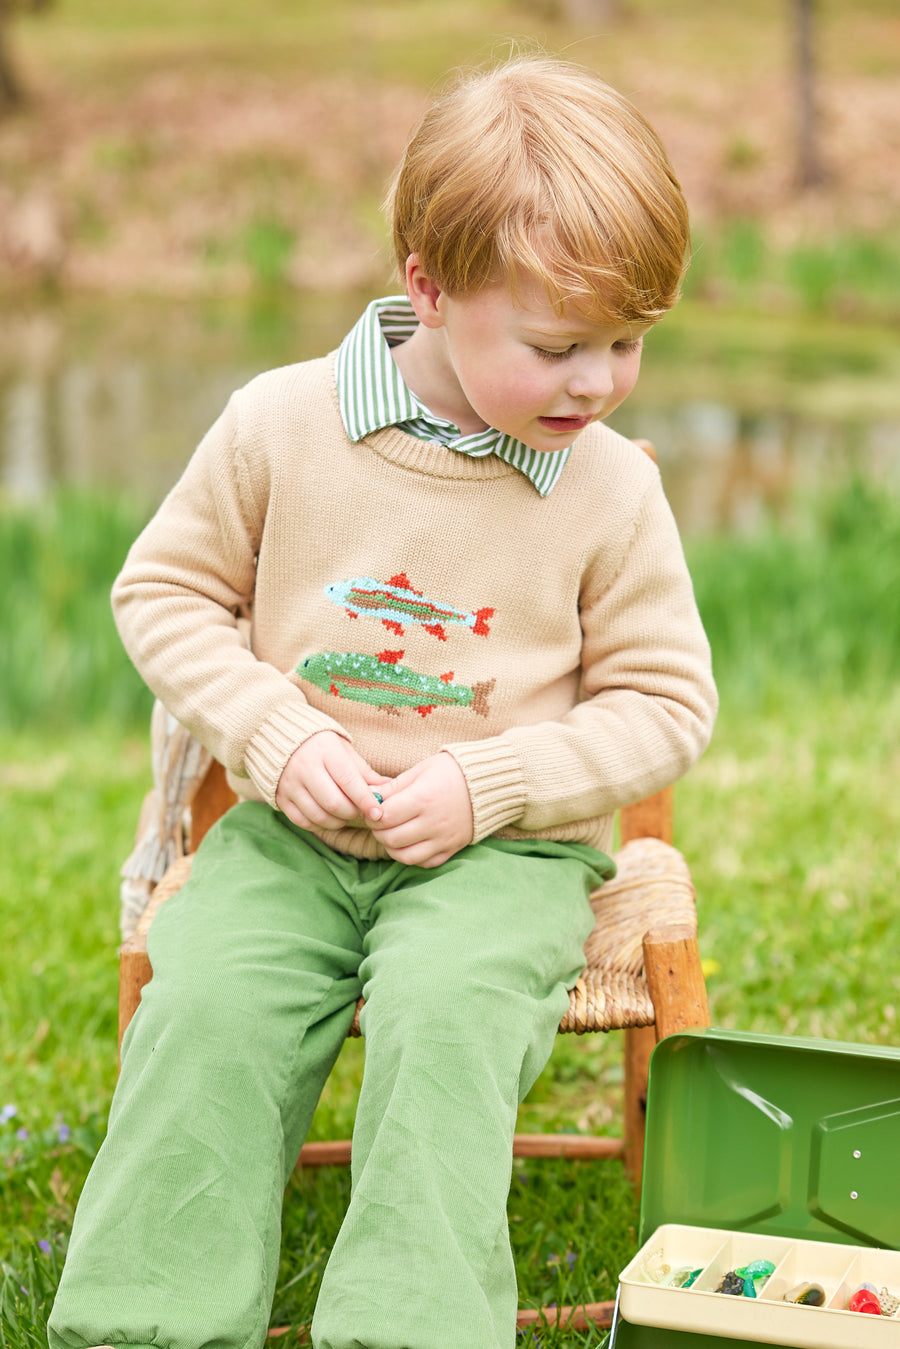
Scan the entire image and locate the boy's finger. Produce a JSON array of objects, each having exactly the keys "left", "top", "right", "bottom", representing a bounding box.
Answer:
[
  {"left": 348, "top": 779, "right": 388, "bottom": 821},
  {"left": 368, "top": 809, "right": 433, "bottom": 848},
  {"left": 322, "top": 754, "right": 382, "bottom": 816},
  {"left": 368, "top": 788, "right": 421, "bottom": 829},
  {"left": 283, "top": 783, "right": 349, "bottom": 832}
]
